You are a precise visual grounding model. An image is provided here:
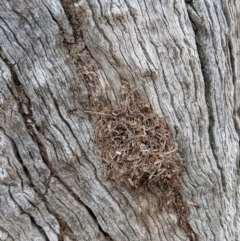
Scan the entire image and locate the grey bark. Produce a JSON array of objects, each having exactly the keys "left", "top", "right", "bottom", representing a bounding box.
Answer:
[{"left": 0, "top": 0, "right": 239, "bottom": 241}]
